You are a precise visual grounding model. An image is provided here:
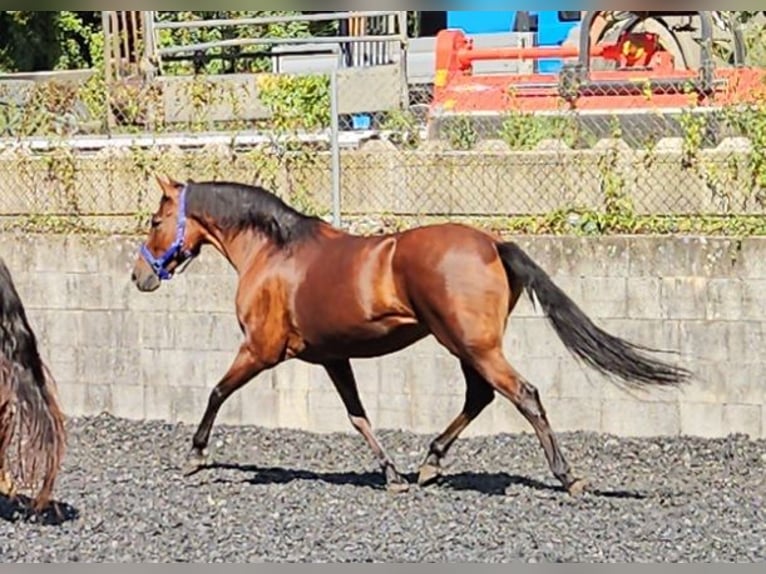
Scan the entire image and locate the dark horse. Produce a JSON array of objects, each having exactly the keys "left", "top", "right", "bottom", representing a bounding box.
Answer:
[
  {"left": 131, "top": 175, "right": 691, "bottom": 495},
  {"left": 0, "top": 257, "right": 67, "bottom": 512}
]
